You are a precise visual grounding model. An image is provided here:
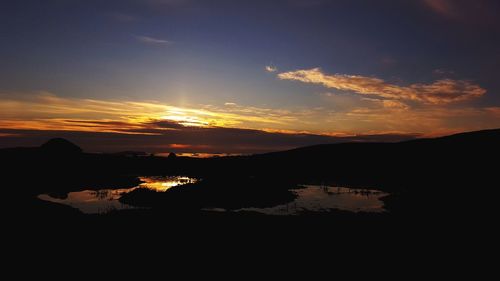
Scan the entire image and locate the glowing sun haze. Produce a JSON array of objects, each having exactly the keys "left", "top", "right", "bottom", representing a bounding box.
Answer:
[{"left": 1, "top": 0, "right": 499, "bottom": 153}]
